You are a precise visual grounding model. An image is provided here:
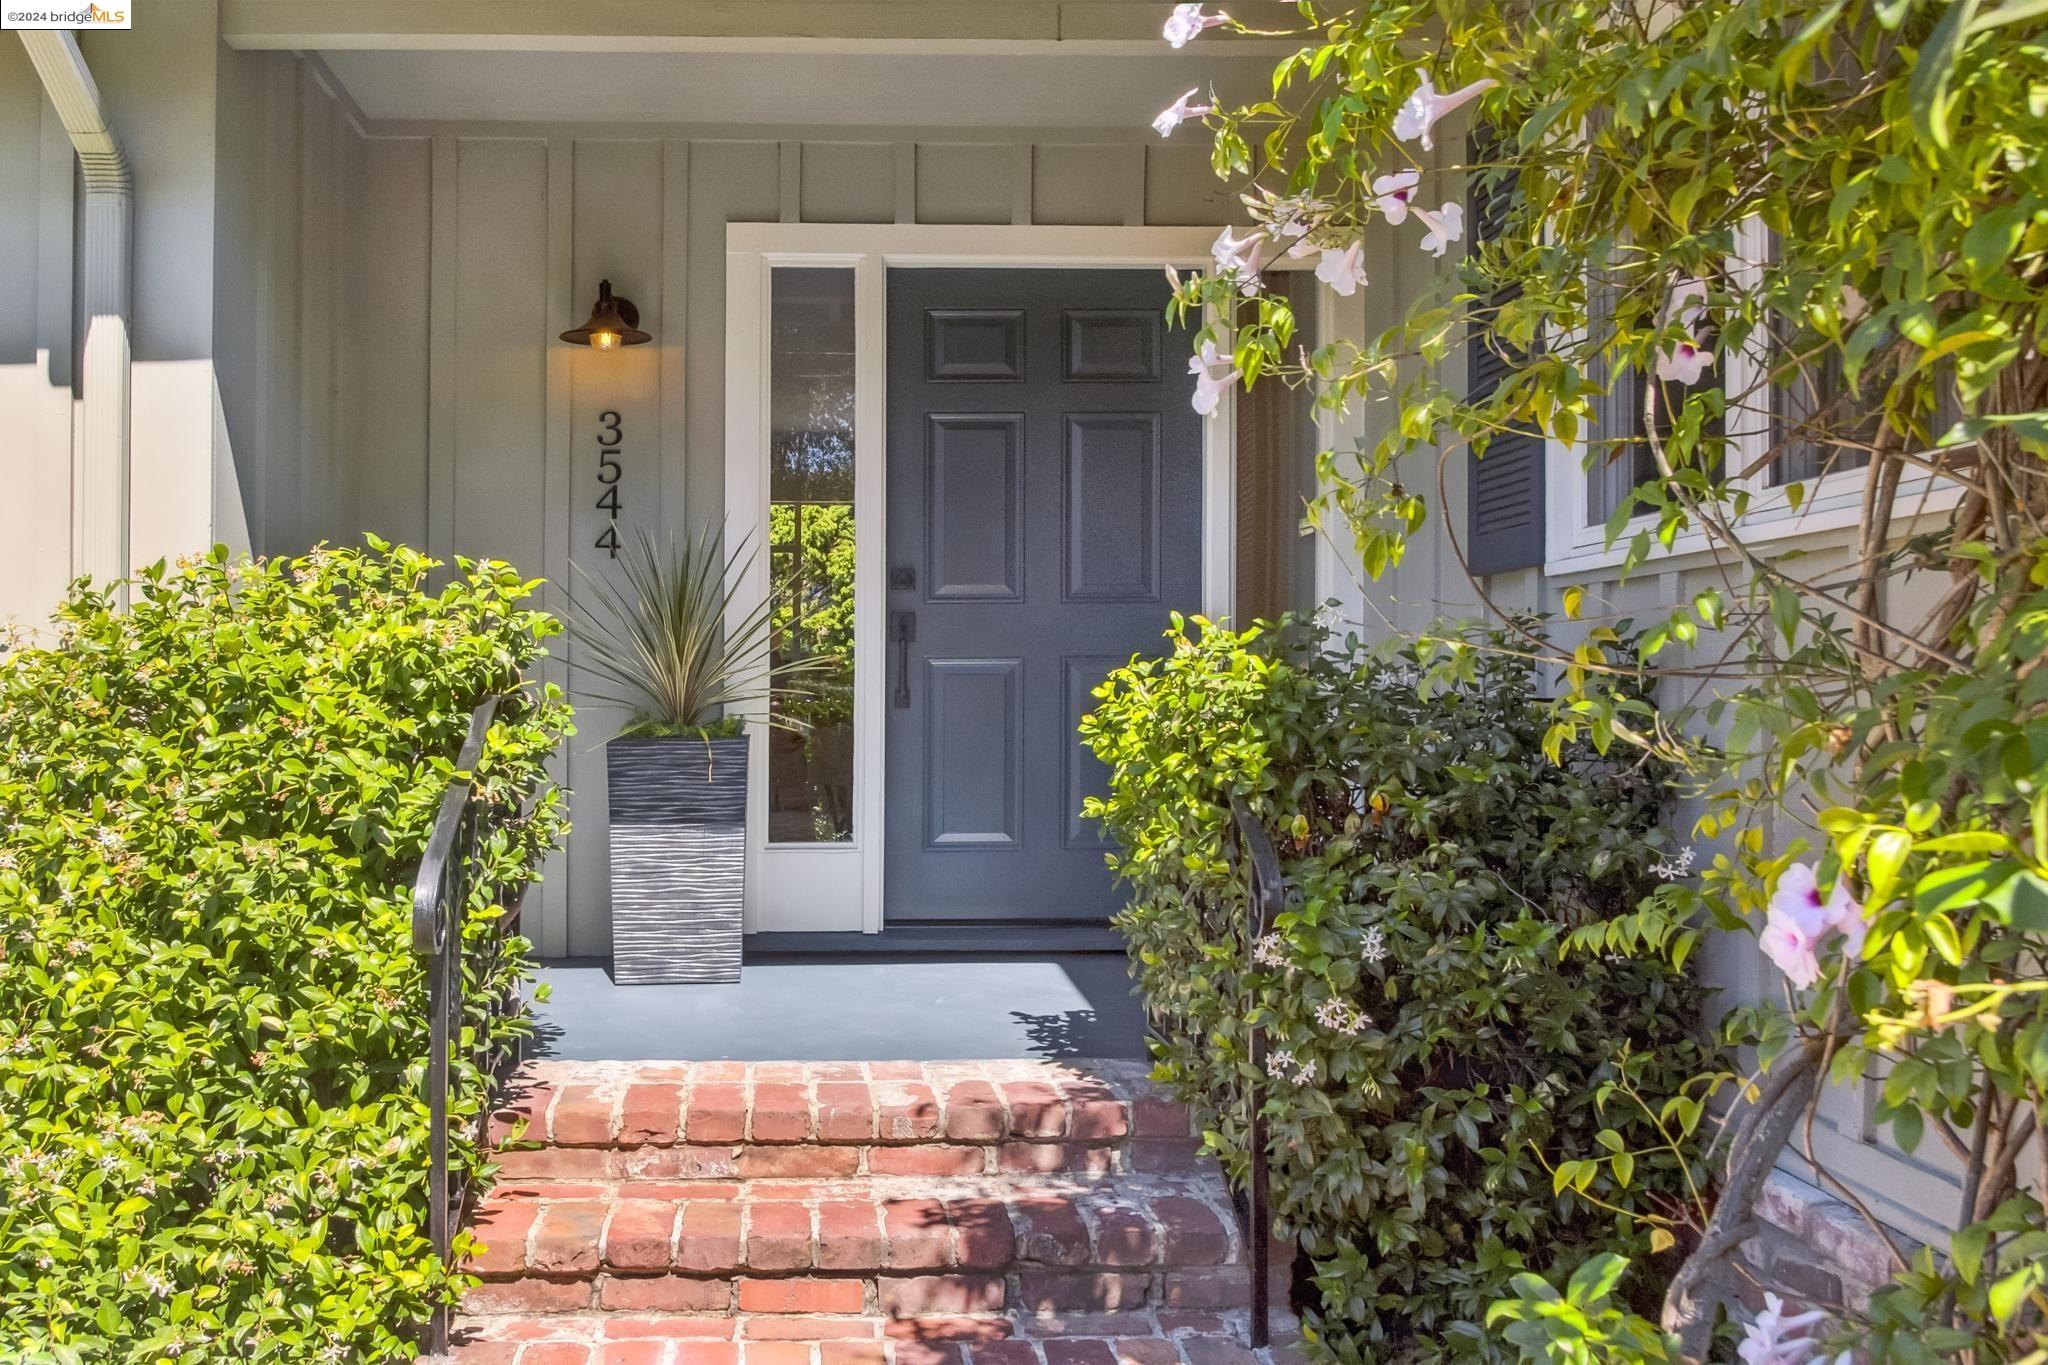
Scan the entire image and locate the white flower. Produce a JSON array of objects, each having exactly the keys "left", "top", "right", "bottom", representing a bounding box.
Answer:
[
  {"left": 1189, "top": 339, "right": 1241, "bottom": 418},
  {"left": 1314, "top": 999, "right": 1369, "bottom": 1035},
  {"left": 94, "top": 826, "right": 124, "bottom": 851},
  {"left": 1293, "top": 1057, "right": 1318, "bottom": 1084},
  {"left": 1163, "top": 264, "right": 1182, "bottom": 291},
  {"left": 143, "top": 1271, "right": 172, "bottom": 1298},
  {"left": 1392, "top": 75, "right": 1499, "bottom": 151},
  {"left": 1266, "top": 1048, "right": 1297, "bottom": 1078},
  {"left": 1370, "top": 171, "right": 1420, "bottom": 223},
  {"left": 1252, "top": 931, "right": 1289, "bottom": 969},
  {"left": 1361, "top": 925, "right": 1388, "bottom": 963},
  {"left": 1315, "top": 241, "right": 1367, "bottom": 297},
  {"left": 1211, "top": 225, "right": 1265, "bottom": 280},
  {"left": 1153, "top": 87, "right": 1214, "bottom": 137},
  {"left": 1163, "top": 3, "right": 1231, "bottom": 46},
  {"left": 1411, "top": 202, "right": 1464, "bottom": 257},
  {"left": 1737, "top": 1293, "right": 1832, "bottom": 1365},
  {"left": 1312, "top": 602, "right": 1347, "bottom": 633},
  {"left": 1244, "top": 190, "right": 1329, "bottom": 244},
  {"left": 1650, "top": 847, "right": 1696, "bottom": 880}
]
